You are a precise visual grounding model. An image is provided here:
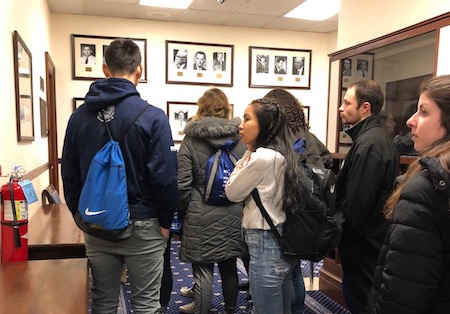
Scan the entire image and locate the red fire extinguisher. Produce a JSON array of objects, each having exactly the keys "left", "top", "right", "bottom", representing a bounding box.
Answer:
[{"left": 1, "top": 176, "right": 28, "bottom": 262}]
